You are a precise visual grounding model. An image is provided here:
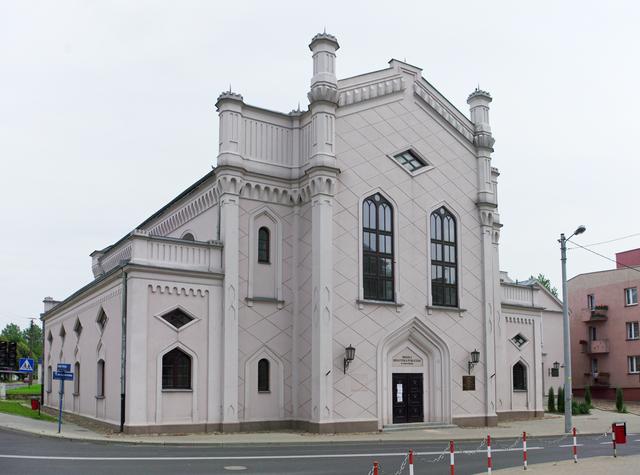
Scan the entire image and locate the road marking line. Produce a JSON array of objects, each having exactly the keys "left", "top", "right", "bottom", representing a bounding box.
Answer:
[
  {"left": 600, "top": 442, "right": 613, "bottom": 445},
  {"left": 0, "top": 448, "right": 544, "bottom": 462},
  {"left": 558, "top": 444, "right": 584, "bottom": 448}
]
